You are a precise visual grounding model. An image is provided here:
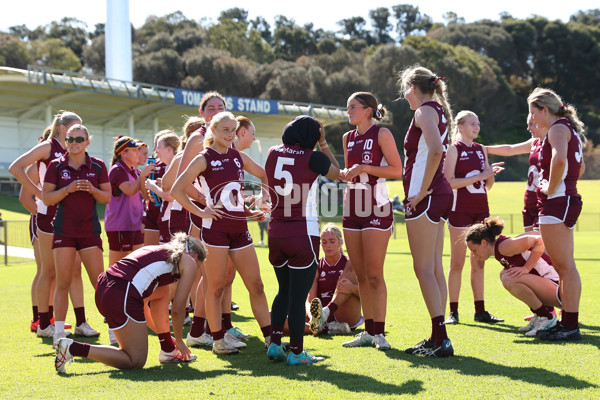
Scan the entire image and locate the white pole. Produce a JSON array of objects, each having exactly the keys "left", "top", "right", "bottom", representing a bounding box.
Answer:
[{"left": 106, "top": 0, "right": 132, "bottom": 82}]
